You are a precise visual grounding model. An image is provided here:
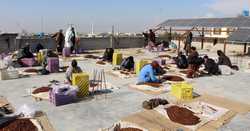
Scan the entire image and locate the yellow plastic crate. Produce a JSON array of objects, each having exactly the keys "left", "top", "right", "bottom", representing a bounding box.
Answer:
[
  {"left": 112, "top": 53, "right": 123, "bottom": 65},
  {"left": 37, "top": 52, "right": 44, "bottom": 64},
  {"left": 72, "top": 73, "right": 89, "bottom": 97},
  {"left": 135, "top": 60, "right": 149, "bottom": 75},
  {"left": 171, "top": 82, "right": 193, "bottom": 100}
]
